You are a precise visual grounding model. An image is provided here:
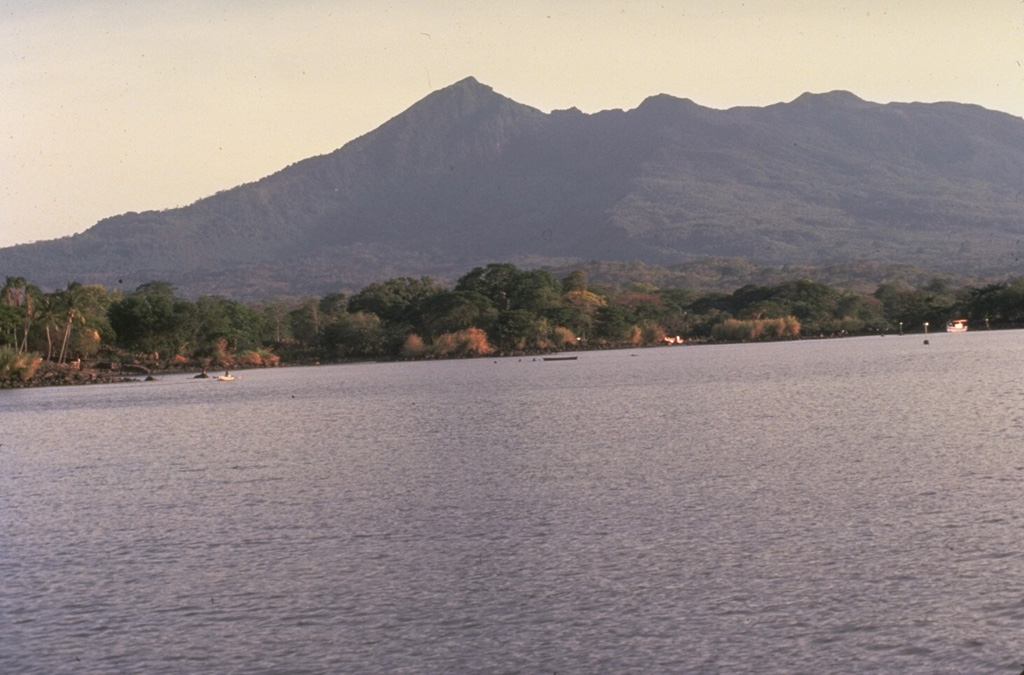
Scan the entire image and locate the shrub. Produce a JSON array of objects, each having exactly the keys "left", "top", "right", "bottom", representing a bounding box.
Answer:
[
  {"left": 551, "top": 326, "right": 577, "bottom": 347},
  {"left": 838, "top": 316, "right": 864, "bottom": 333},
  {"left": 209, "top": 338, "right": 232, "bottom": 366},
  {"left": 75, "top": 329, "right": 102, "bottom": 359},
  {"left": 236, "top": 350, "right": 264, "bottom": 367},
  {"left": 401, "top": 334, "right": 428, "bottom": 358},
  {"left": 712, "top": 316, "right": 801, "bottom": 341},
  {"left": 641, "top": 323, "right": 667, "bottom": 344},
  {"left": 433, "top": 328, "right": 495, "bottom": 356},
  {"left": 234, "top": 348, "right": 279, "bottom": 367},
  {"left": 0, "top": 346, "right": 42, "bottom": 382}
]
